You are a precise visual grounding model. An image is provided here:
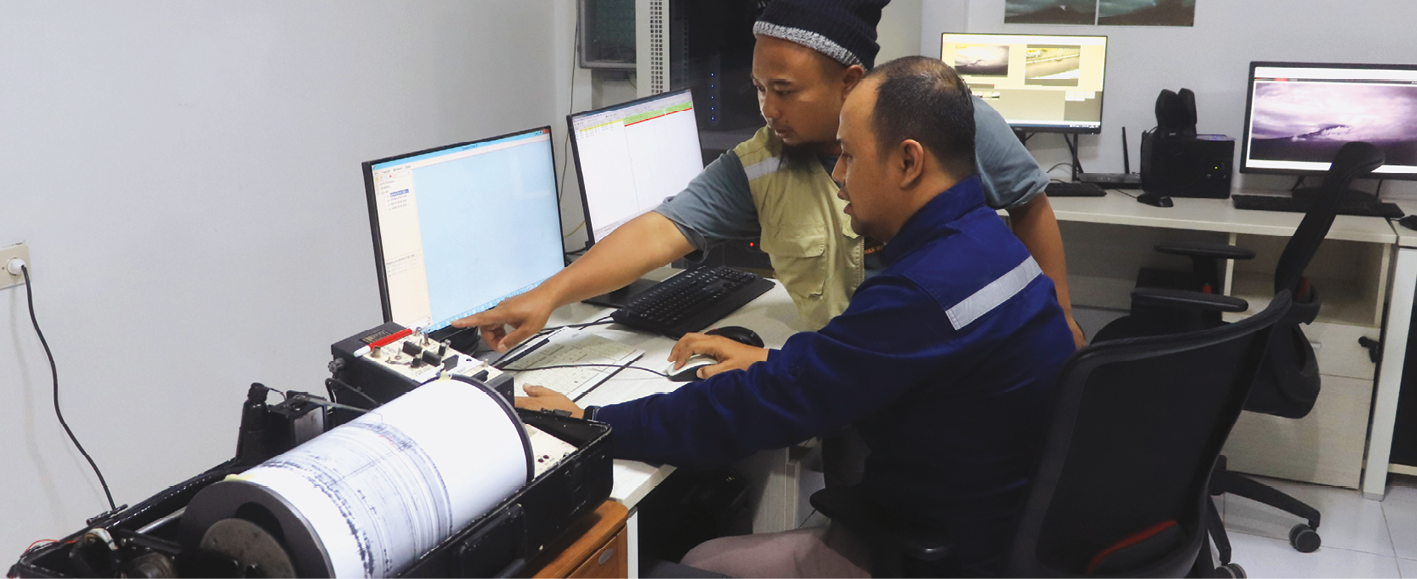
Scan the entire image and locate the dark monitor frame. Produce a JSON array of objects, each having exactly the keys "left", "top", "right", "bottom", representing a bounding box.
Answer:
[
  {"left": 360, "top": 126, "right": 562, "bottom": 332},
  {"left": 1239, "top": 61, "right": 1417, "bottom": 181},
  {"left": 941, "top": 31, "right": 1109, "bottom": 135},
  {"left": 566, "top": 88, "right": 703, "bottom": 251}
]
